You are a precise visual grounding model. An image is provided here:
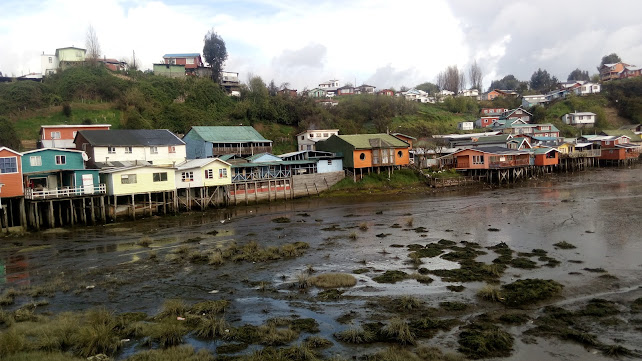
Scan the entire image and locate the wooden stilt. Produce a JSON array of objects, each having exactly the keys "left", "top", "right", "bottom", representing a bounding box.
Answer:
[
  {"left": 131, "top": 194, "right": 135, "bottom": 220},
  {"left": 100, "top": 196, "right": 106, "bottom": 223}
]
